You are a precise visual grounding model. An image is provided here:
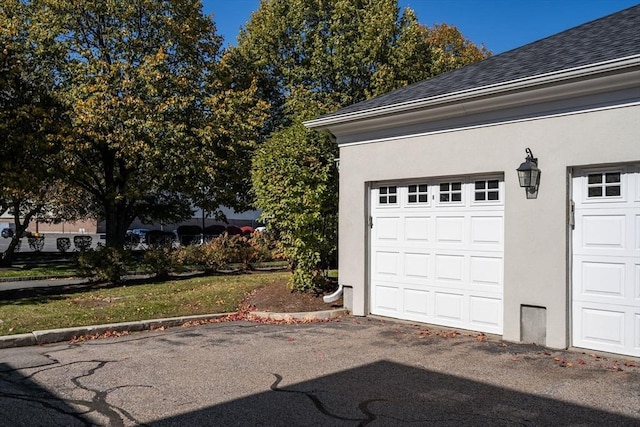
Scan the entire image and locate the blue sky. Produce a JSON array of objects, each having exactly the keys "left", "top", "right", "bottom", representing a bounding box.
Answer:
[{"left": 202, "top": 0, "right": 638, "bottom": 54}]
